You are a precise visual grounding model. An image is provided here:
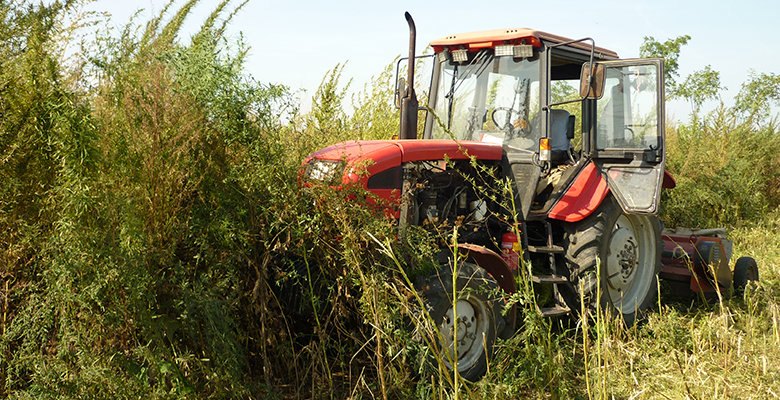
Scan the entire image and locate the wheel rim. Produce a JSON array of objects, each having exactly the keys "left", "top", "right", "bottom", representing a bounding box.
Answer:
[
  {"left": 605, "top": 214, "right": 657, "bottom": 313},
  {"left": 439, "top": 299, "right": 488, "bottom": 372}
]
